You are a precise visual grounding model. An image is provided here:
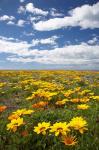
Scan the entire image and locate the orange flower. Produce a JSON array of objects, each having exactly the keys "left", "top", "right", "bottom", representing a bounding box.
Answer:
[
  {"left": 71, "top": 98, "right": 80, "bottom": 103},
  {"left": 0, "top": 105, "right": 7, "bottom": 112},
  {"left": 8, "top": 114, "right": 19, "bottom": 120},
  {"left": 21, "top": 130, "right": 28, "bottom": 137},
  {"left": 32, "top": 101, "right": 48, "bottom": 108},
  {"left": 62, "top": 135, "right": 78, "bottom": 146}
]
